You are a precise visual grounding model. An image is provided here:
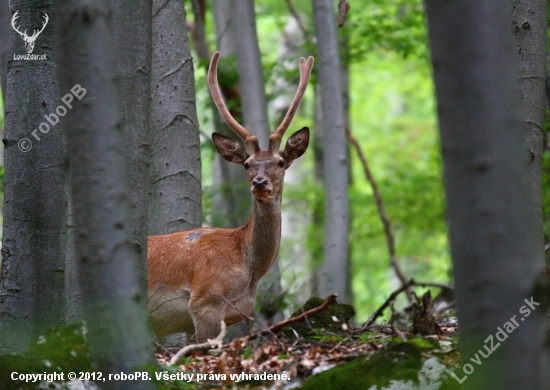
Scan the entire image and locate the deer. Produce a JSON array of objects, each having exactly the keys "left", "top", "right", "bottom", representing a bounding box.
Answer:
[
  {"left": 147, "top": 52, "right": 314, "bottom": 343},
  {"left": 11, "top": 11, "right": 49, "bottom": 54}
]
